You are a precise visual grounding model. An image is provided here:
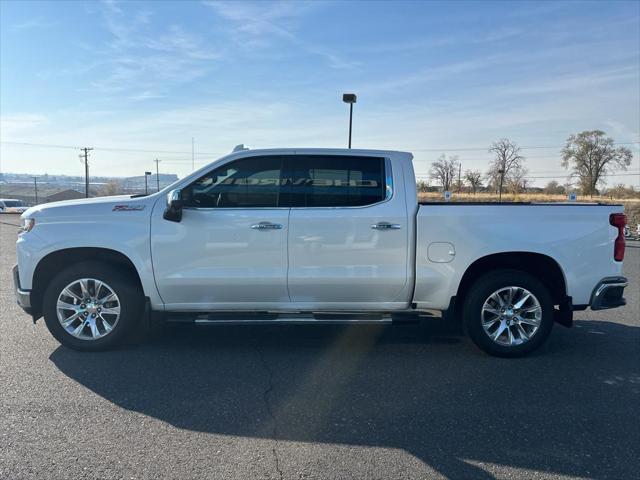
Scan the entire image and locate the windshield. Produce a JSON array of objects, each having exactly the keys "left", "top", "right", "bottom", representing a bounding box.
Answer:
[{"left": 3, "top": 200, "right": 25, "bottom": 207}]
